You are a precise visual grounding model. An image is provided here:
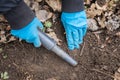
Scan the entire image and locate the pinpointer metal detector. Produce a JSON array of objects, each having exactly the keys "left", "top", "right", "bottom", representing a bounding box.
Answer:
[{"left": 38, "top": 27, "right": 78, "bottom": 66}]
